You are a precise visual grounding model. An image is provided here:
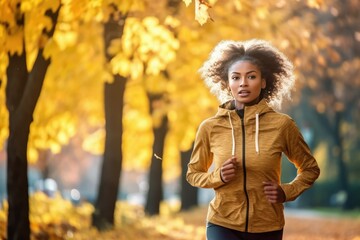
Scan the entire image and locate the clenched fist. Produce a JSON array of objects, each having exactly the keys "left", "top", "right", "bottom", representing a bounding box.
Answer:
[
  {"left": 263, "top": 181, "right": 286, "bottom": 203},
  {"left": 220, "top": 157, "right": 238, "bottom": 183}
]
